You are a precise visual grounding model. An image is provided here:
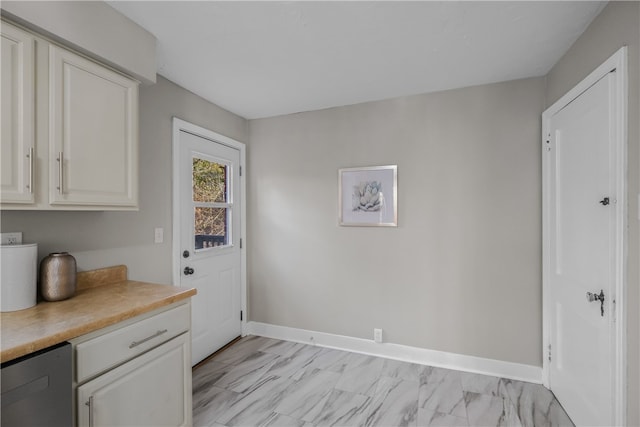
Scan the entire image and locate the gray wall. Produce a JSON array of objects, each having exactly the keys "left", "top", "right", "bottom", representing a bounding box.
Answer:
[
  {"left": 545, "top": 2, "right": 640, "bottom": 424},
  {"left": 0, "top": 76, "right": 248, "bottom": 283},
  {"left": 248, "top": 77, "right": 546, "bottom": 366}
]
